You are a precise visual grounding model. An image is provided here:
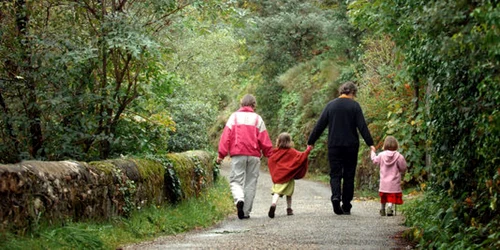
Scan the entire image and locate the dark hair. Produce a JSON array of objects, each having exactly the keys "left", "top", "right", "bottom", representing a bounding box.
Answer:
[
  {"left": 276, "top": 132, "right": 293, "bottom": 149},
  {"left": 338, "top": 81, "right": 358, "bottom": 97},
  {"left": 240, "top": 94, "right": 256, "bottom": 108},
  {"left": 383, "top": 136, "right": 399, "bottom": 151}
]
